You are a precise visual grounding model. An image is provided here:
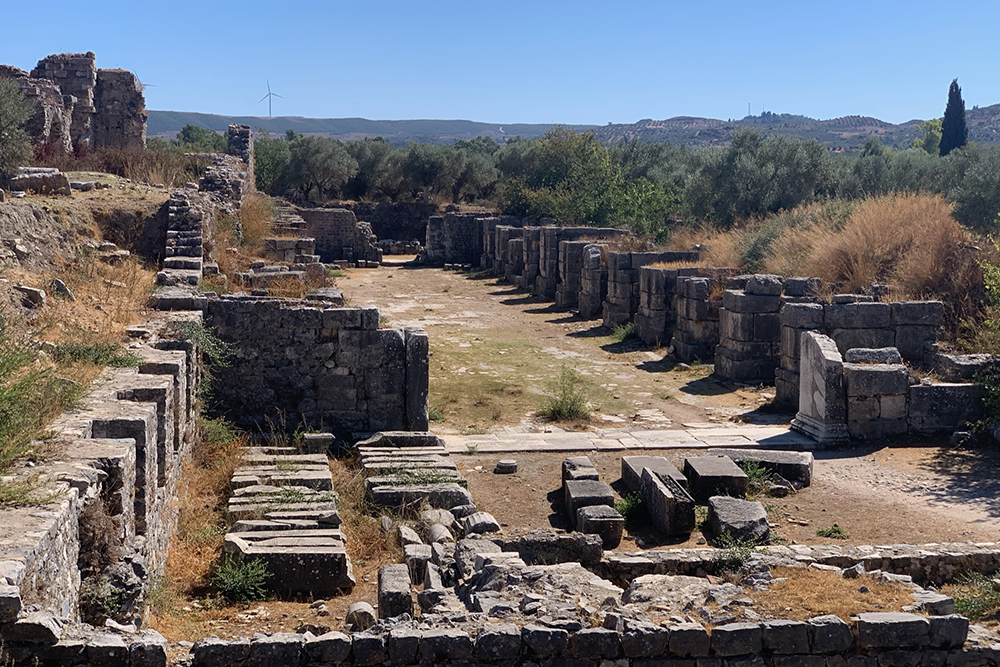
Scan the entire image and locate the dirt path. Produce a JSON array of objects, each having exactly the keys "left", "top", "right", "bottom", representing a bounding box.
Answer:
[
  {"left": 338, "top": 265, "right": 774, "bottom": 434},
  {"left": 340, "top": 264, "right": 1000, "bottom": 547}
]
